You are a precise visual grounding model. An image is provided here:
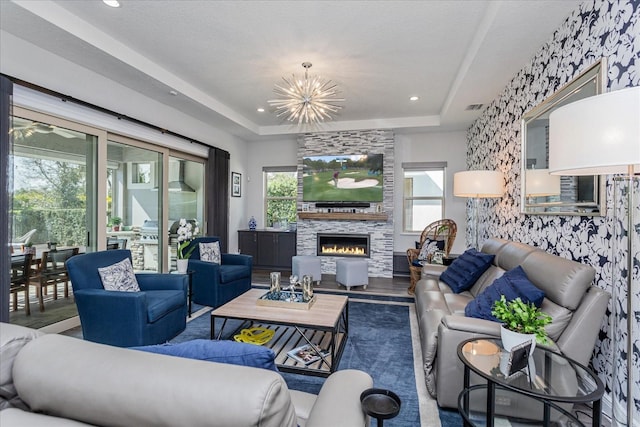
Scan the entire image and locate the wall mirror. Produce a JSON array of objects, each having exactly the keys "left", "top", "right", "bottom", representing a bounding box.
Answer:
[{"left": 521, "top": 59, "right": 606, "bottom": 216}]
